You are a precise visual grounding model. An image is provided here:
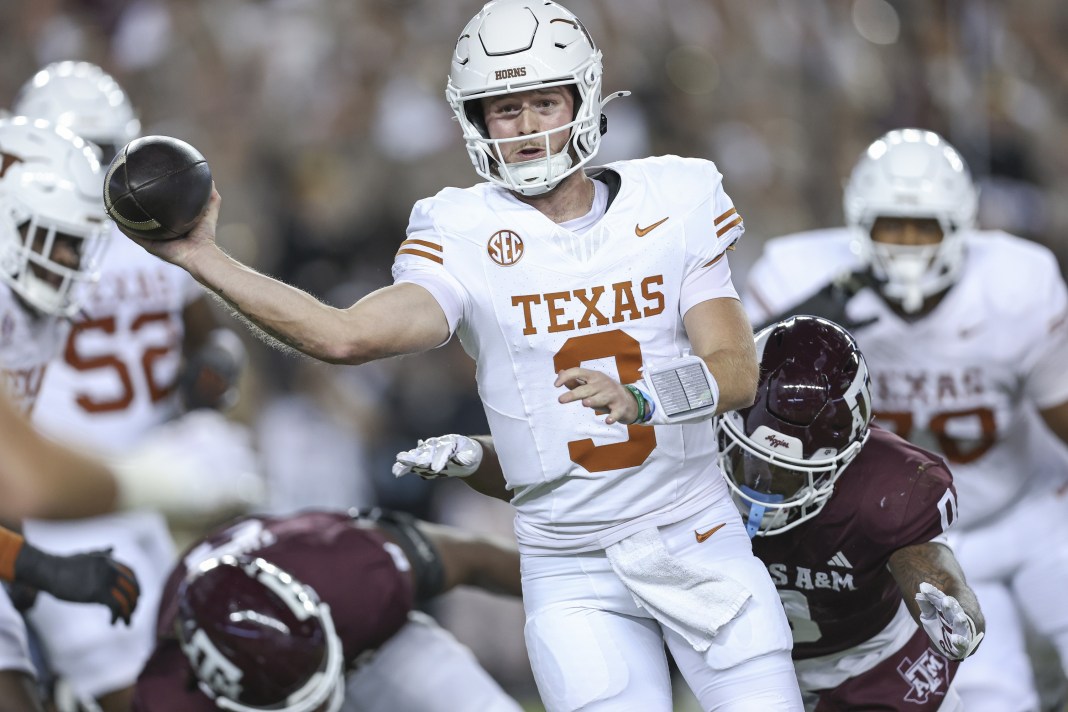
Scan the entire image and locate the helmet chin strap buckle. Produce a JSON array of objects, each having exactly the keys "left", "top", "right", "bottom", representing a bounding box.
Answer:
[{"left": 740, "top": 486, "right": 784, "bottom": 539}]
